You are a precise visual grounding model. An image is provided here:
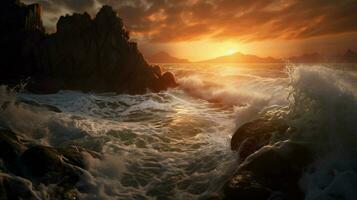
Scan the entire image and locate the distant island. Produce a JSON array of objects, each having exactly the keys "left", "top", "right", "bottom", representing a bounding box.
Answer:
[
  {"left": 287, "top": 49, "right": 357, "bottom": 63},
  {"left": 198, "top": 52, "right": 282, "bottom": 63},
  {"left": 146, "top": 51, "right": 190, "bottom": 63},
  {"left": 146, "top": 50, "right": 357, "bottom": 64}
]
